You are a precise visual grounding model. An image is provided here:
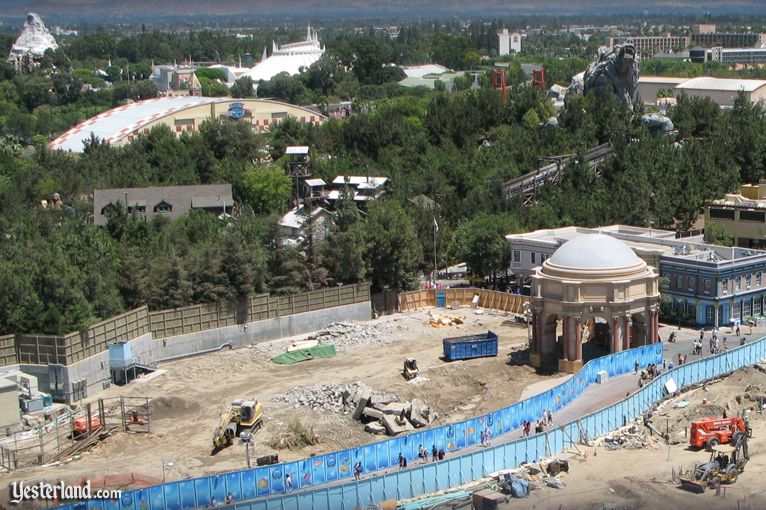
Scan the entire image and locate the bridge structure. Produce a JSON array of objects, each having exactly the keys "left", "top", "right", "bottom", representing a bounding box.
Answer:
[{"left": 503, "top": 142, "right": 614, "bottom": 205}]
